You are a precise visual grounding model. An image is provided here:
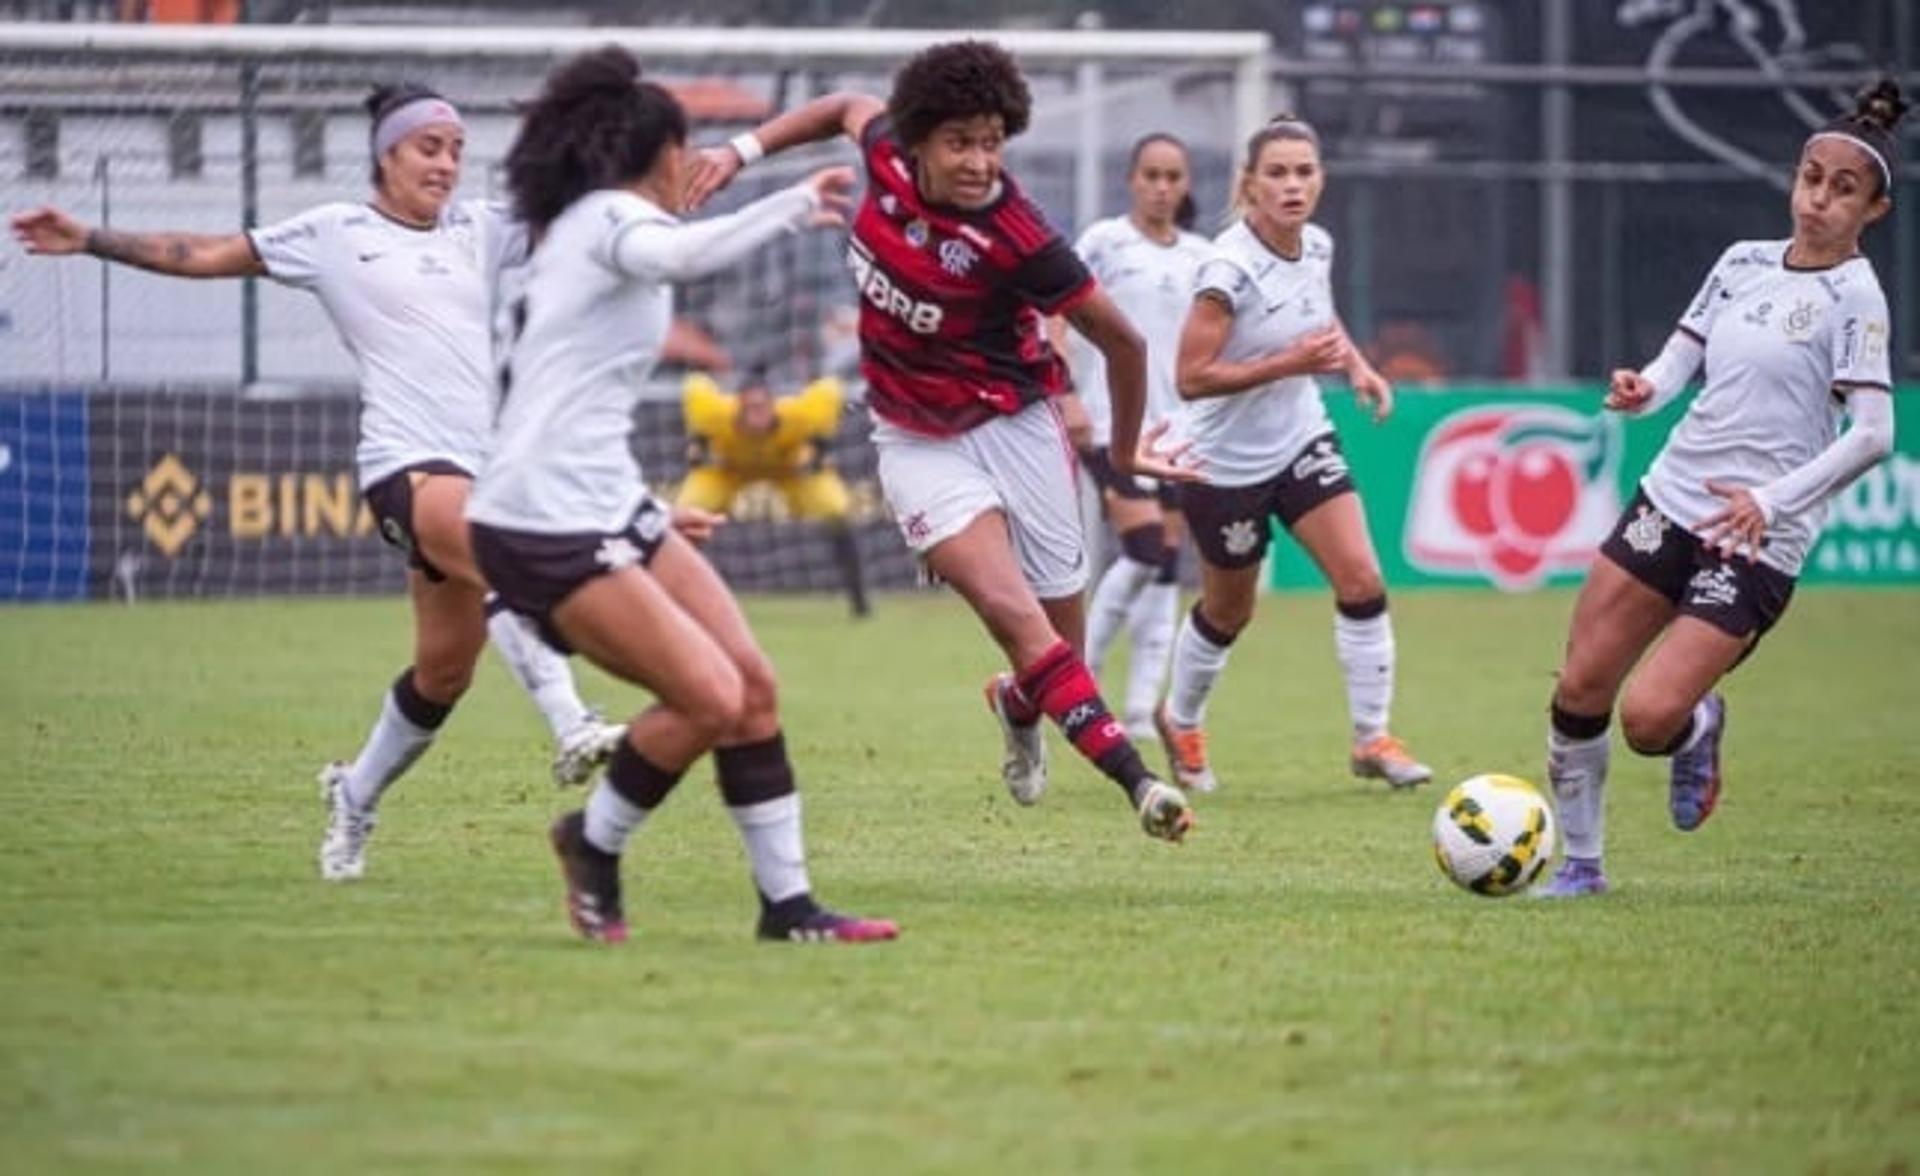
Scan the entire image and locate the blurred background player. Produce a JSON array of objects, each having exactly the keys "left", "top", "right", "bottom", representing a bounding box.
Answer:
[
  {"left": 1160, "top": 114, "right": 1432, "bottom": 795},
  {"left": 687, "top": 39, "right": 1201, "bottom": 842},
  {"left": 678, "top": 365, "right": 871, "bottom": 617},
  {"left": 470, "top": 46, "right": 894, "bottom": 944},
  {"left": 1537, "top": 82, "right": 1905, "bottom": 899},
  {"left": 1059, "top": 132, "right": 1212, "bottom": 741},
  {"left": 9, "top": 83, "right": 624, "bottom": 882}
]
